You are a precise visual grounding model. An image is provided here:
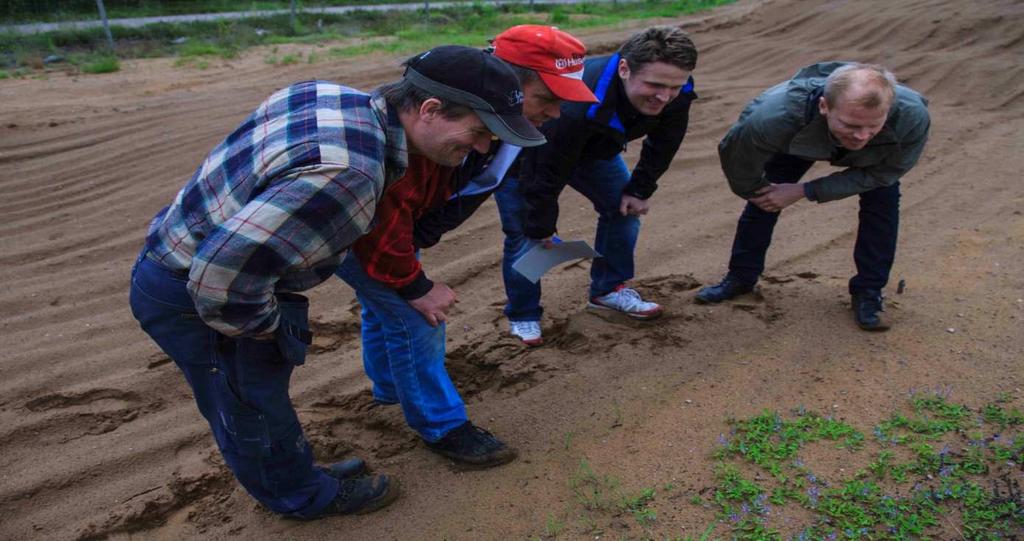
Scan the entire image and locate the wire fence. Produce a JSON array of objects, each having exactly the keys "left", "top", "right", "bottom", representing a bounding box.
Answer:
[{"left": 1, "top": 0, "right": 567, "bottom": 24}]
